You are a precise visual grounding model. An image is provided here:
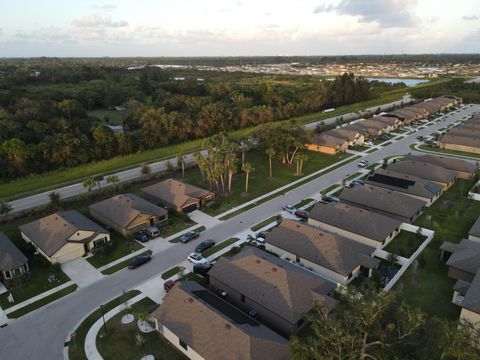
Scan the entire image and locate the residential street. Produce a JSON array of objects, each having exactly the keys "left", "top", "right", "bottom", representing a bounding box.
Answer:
[
  {"left": 6, "top": 96, "right": 411, "bottom": 214},
  {"left": 0, "top": 103, "right": 478, "bottom": 360}
]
